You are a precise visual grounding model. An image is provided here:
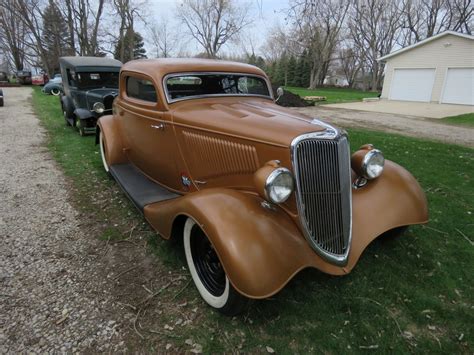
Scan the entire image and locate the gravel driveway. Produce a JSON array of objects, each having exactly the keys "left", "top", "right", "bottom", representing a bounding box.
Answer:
[
  {"left": 295, "top": 106, "right": 474, "bottom": 147},
  {"left": 0, "top": 88, "right": 126, "bottom": 352}
]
